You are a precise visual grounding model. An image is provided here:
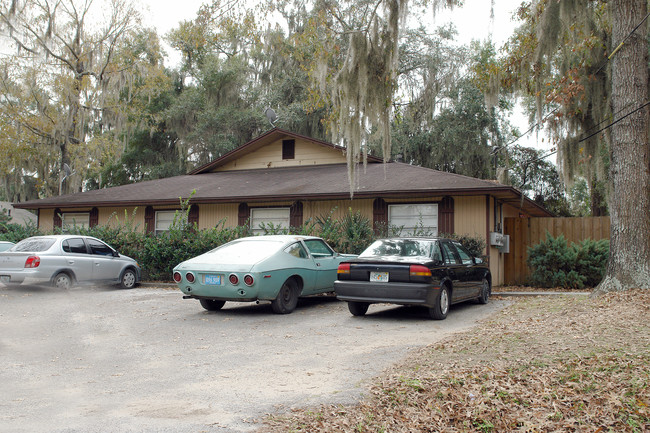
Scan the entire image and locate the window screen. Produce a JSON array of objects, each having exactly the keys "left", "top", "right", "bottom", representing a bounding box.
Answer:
[
  {"left": 62, "top": 213, "right": 90, "bottom": 229},
  {"left": 388, "top": 204, "right": 438, "bottom": 236},
  {"left": 250, "top": 208, "right": 290, "bottom": 234},
  {"left": 155, "top": 210, "right": 177, "bottom": 234}
]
